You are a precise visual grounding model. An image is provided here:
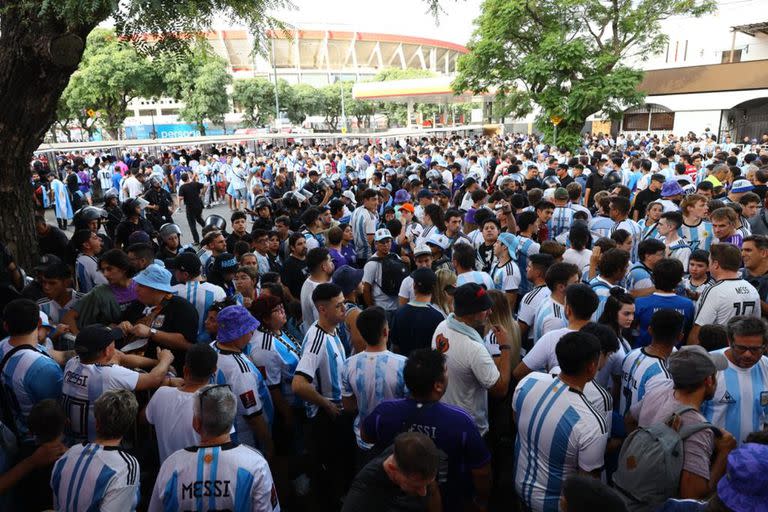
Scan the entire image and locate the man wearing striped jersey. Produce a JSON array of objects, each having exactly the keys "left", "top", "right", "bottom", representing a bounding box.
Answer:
[
  {"left": 211, "top": 305, "right": 274, "bottom": 455},
  {"left": 350, "top": 188, "right": 380, "bottom": 265},
  {"left": 513, "top": 331, "right": 609, "bottom": 512},
  {"left": 171, "top": 252, "right": 227, "bottom": 343},
  {"left": 145, "top": 344, "right": 218, "bottom": 463},
  {"left": 624, "top": 238, "right": 665, "bottom": 298},
  {"left": 517, "top": 254, "right": 554, "bottom": 350},
  {"left": 72, "top": 229, "right": 107, "bottom": 293},
  {"left": 548, "top": 187, "right": 575, "bottom": 240},
  {"left": 588, "top": 248, "right": 630, "bottom": 321},
  {"left": 680, "top": 194, "right": 713, "bottom": 251},
  {"left": 589, "top": 196, "right": 615, "bottom": 240},
  {"left": 342, "top": 306, "right": 406, "bottom": 449},
  {"left": 689, "top": 243, "right": 760, "bottom": 345},
  {"left": 149, "top": 385, "right": 280, "bottom": 512},
  {"left": 532, "top": 263, "right": 580, "bottom": 343},
  {"left": 453, "top": 243, "right": 494, "bottom": 289},
  {"left": 292, "top": 283, "right": 355, "bottom": 511},
  {"left": 62, "top": 325, "right": 175, "bottom": 443},
  {"left": 609, "top": 196, "right": 643, "bottom": 261},
  {"left": 619, "top": 309, "right": 681, "bottom": 414},
  {"left": 37, "top": 262, "right": 84, "bottom": 325},
  {"left": 0, "top": 299, "right": 63, "bottom": 443},
  {"left": 514, "top": 284, "right": 599, "bottom": 380},
  {"left": 52, "top": 390, "right": 140, "bottom": 512},
  {"left": 658, "top": 211, "right": 692, "bottom": 270},
  {"left": 515, "top": 211, "right": 542, "bottom": 297},
  {"left": 702, "top": 316, "right": 768, "bottom": 444},
  {"left": 490, "top": 232, "right": 522, "bottom": 307}
]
